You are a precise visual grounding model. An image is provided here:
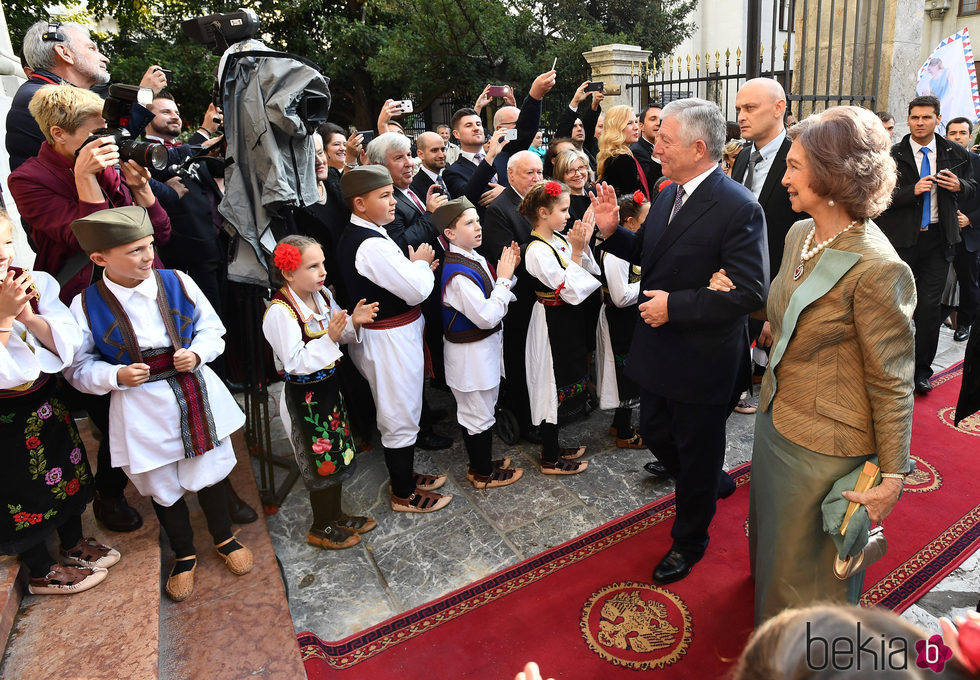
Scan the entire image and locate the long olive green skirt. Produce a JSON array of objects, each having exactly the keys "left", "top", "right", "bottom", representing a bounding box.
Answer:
[{"left": 749, "top": 408, "right": 874, "bottom": 625}]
